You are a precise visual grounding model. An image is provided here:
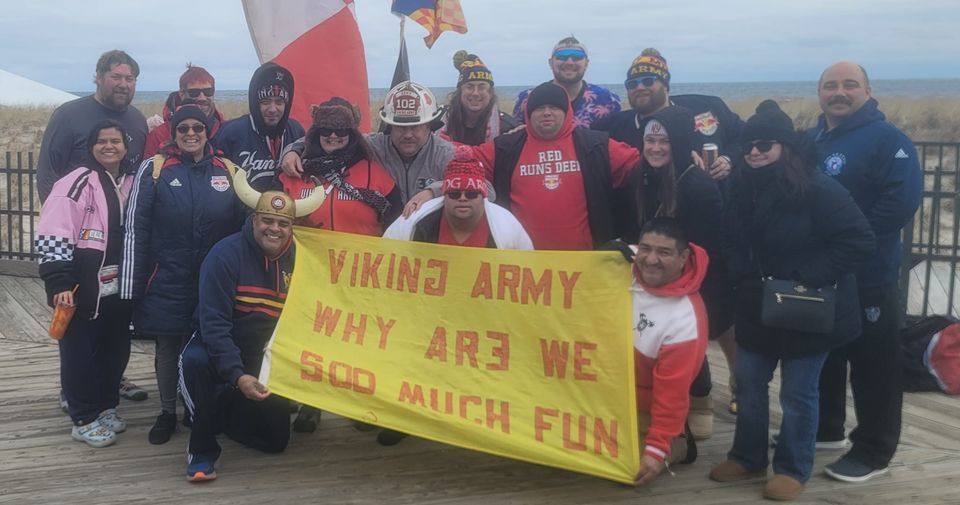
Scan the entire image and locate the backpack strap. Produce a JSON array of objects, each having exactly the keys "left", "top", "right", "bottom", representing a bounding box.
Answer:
[{"left": 151, "top": 155, "right": 166, "bottom": 182}]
